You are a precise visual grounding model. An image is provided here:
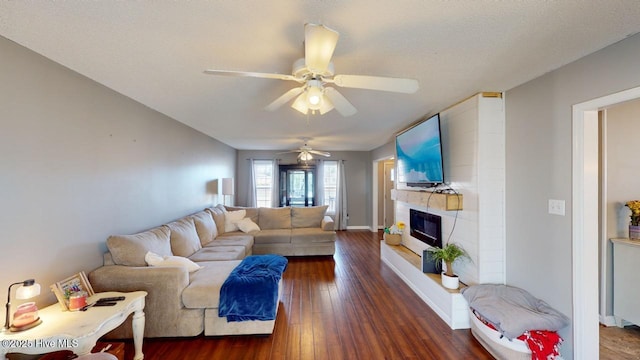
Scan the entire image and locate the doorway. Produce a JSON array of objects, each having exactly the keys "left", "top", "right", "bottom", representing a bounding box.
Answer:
[
  {"left": 572, "top": 85, "right": 640, "bottom": 359},
  {"left": 279, "top": 165, "right": 315, "bottom": 207},
  {"left": 383, "top": 160, "right": 395, "bottom": 228}
]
